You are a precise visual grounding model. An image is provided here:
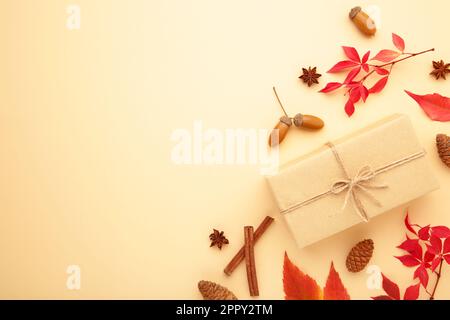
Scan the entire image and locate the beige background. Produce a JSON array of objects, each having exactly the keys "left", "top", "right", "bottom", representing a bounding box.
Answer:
[{"left": 0, "top": 0, "right": 449, "bottom": 299}]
